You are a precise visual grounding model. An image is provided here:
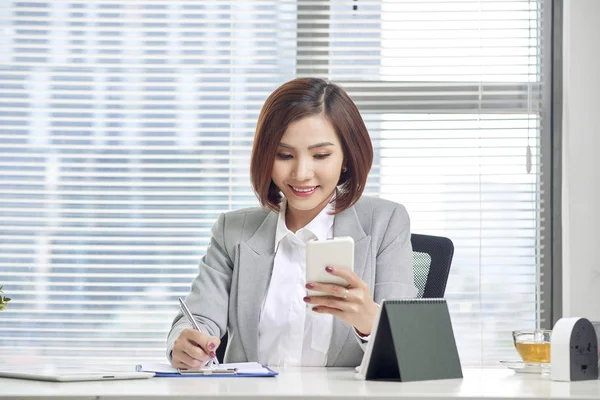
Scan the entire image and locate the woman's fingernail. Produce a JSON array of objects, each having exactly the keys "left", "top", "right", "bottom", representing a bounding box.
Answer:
[
  {"left": 325, "top": 266, "right": 333, "bottom": 272},
  {"left": 313, "top": 307, "right": 320, "bottom": 312},
  {"left": 303, "top": 296, "right": 311, "bottom": 302},
  {"left": 305, "top": 283, "right": 314, "bottom": 289},
  {"left": 208, "top": 342, "right": 215, "bottom": 350},
  {"left": 209, "top": 351, "right": 216, "bottom": 358}
]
